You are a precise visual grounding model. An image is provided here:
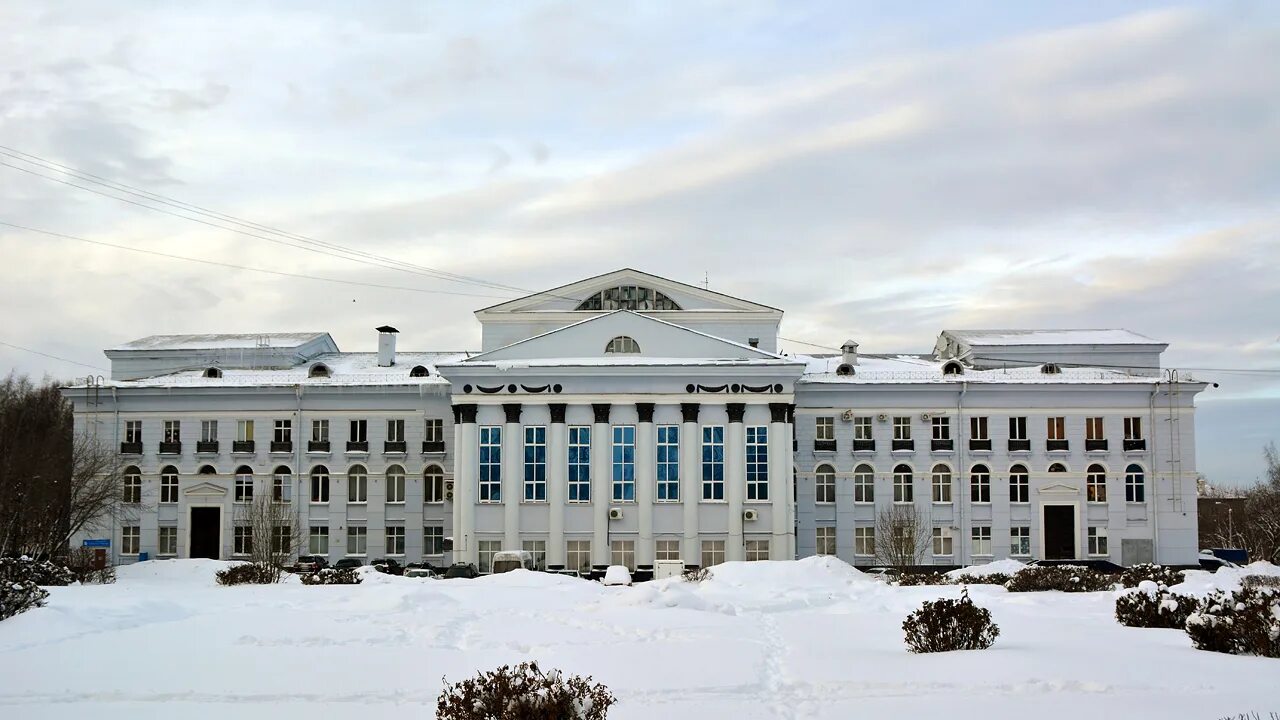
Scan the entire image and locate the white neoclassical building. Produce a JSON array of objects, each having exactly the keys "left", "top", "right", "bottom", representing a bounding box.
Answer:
[{"left": 61, "top": 269, "right": 1207, "bottom": 574}]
